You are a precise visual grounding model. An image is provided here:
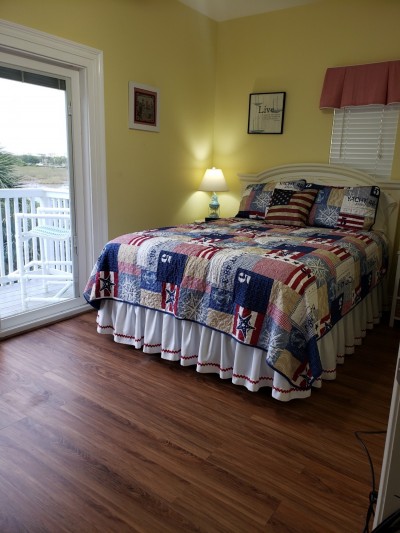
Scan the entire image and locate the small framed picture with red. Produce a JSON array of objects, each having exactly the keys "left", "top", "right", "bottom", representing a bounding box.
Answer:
[{"left": 129, "top": 81, "right": 160, "bottom": 132}]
